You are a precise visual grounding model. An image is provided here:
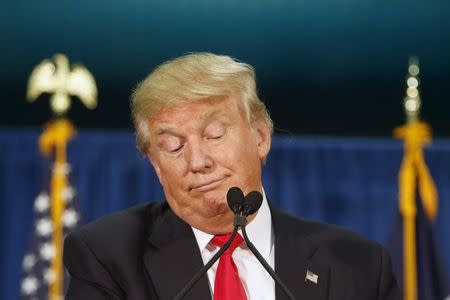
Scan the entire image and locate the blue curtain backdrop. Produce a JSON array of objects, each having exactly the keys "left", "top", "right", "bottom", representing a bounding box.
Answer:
[{"left": 1, "top": 129, "right": 450, "bottom": 299}]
